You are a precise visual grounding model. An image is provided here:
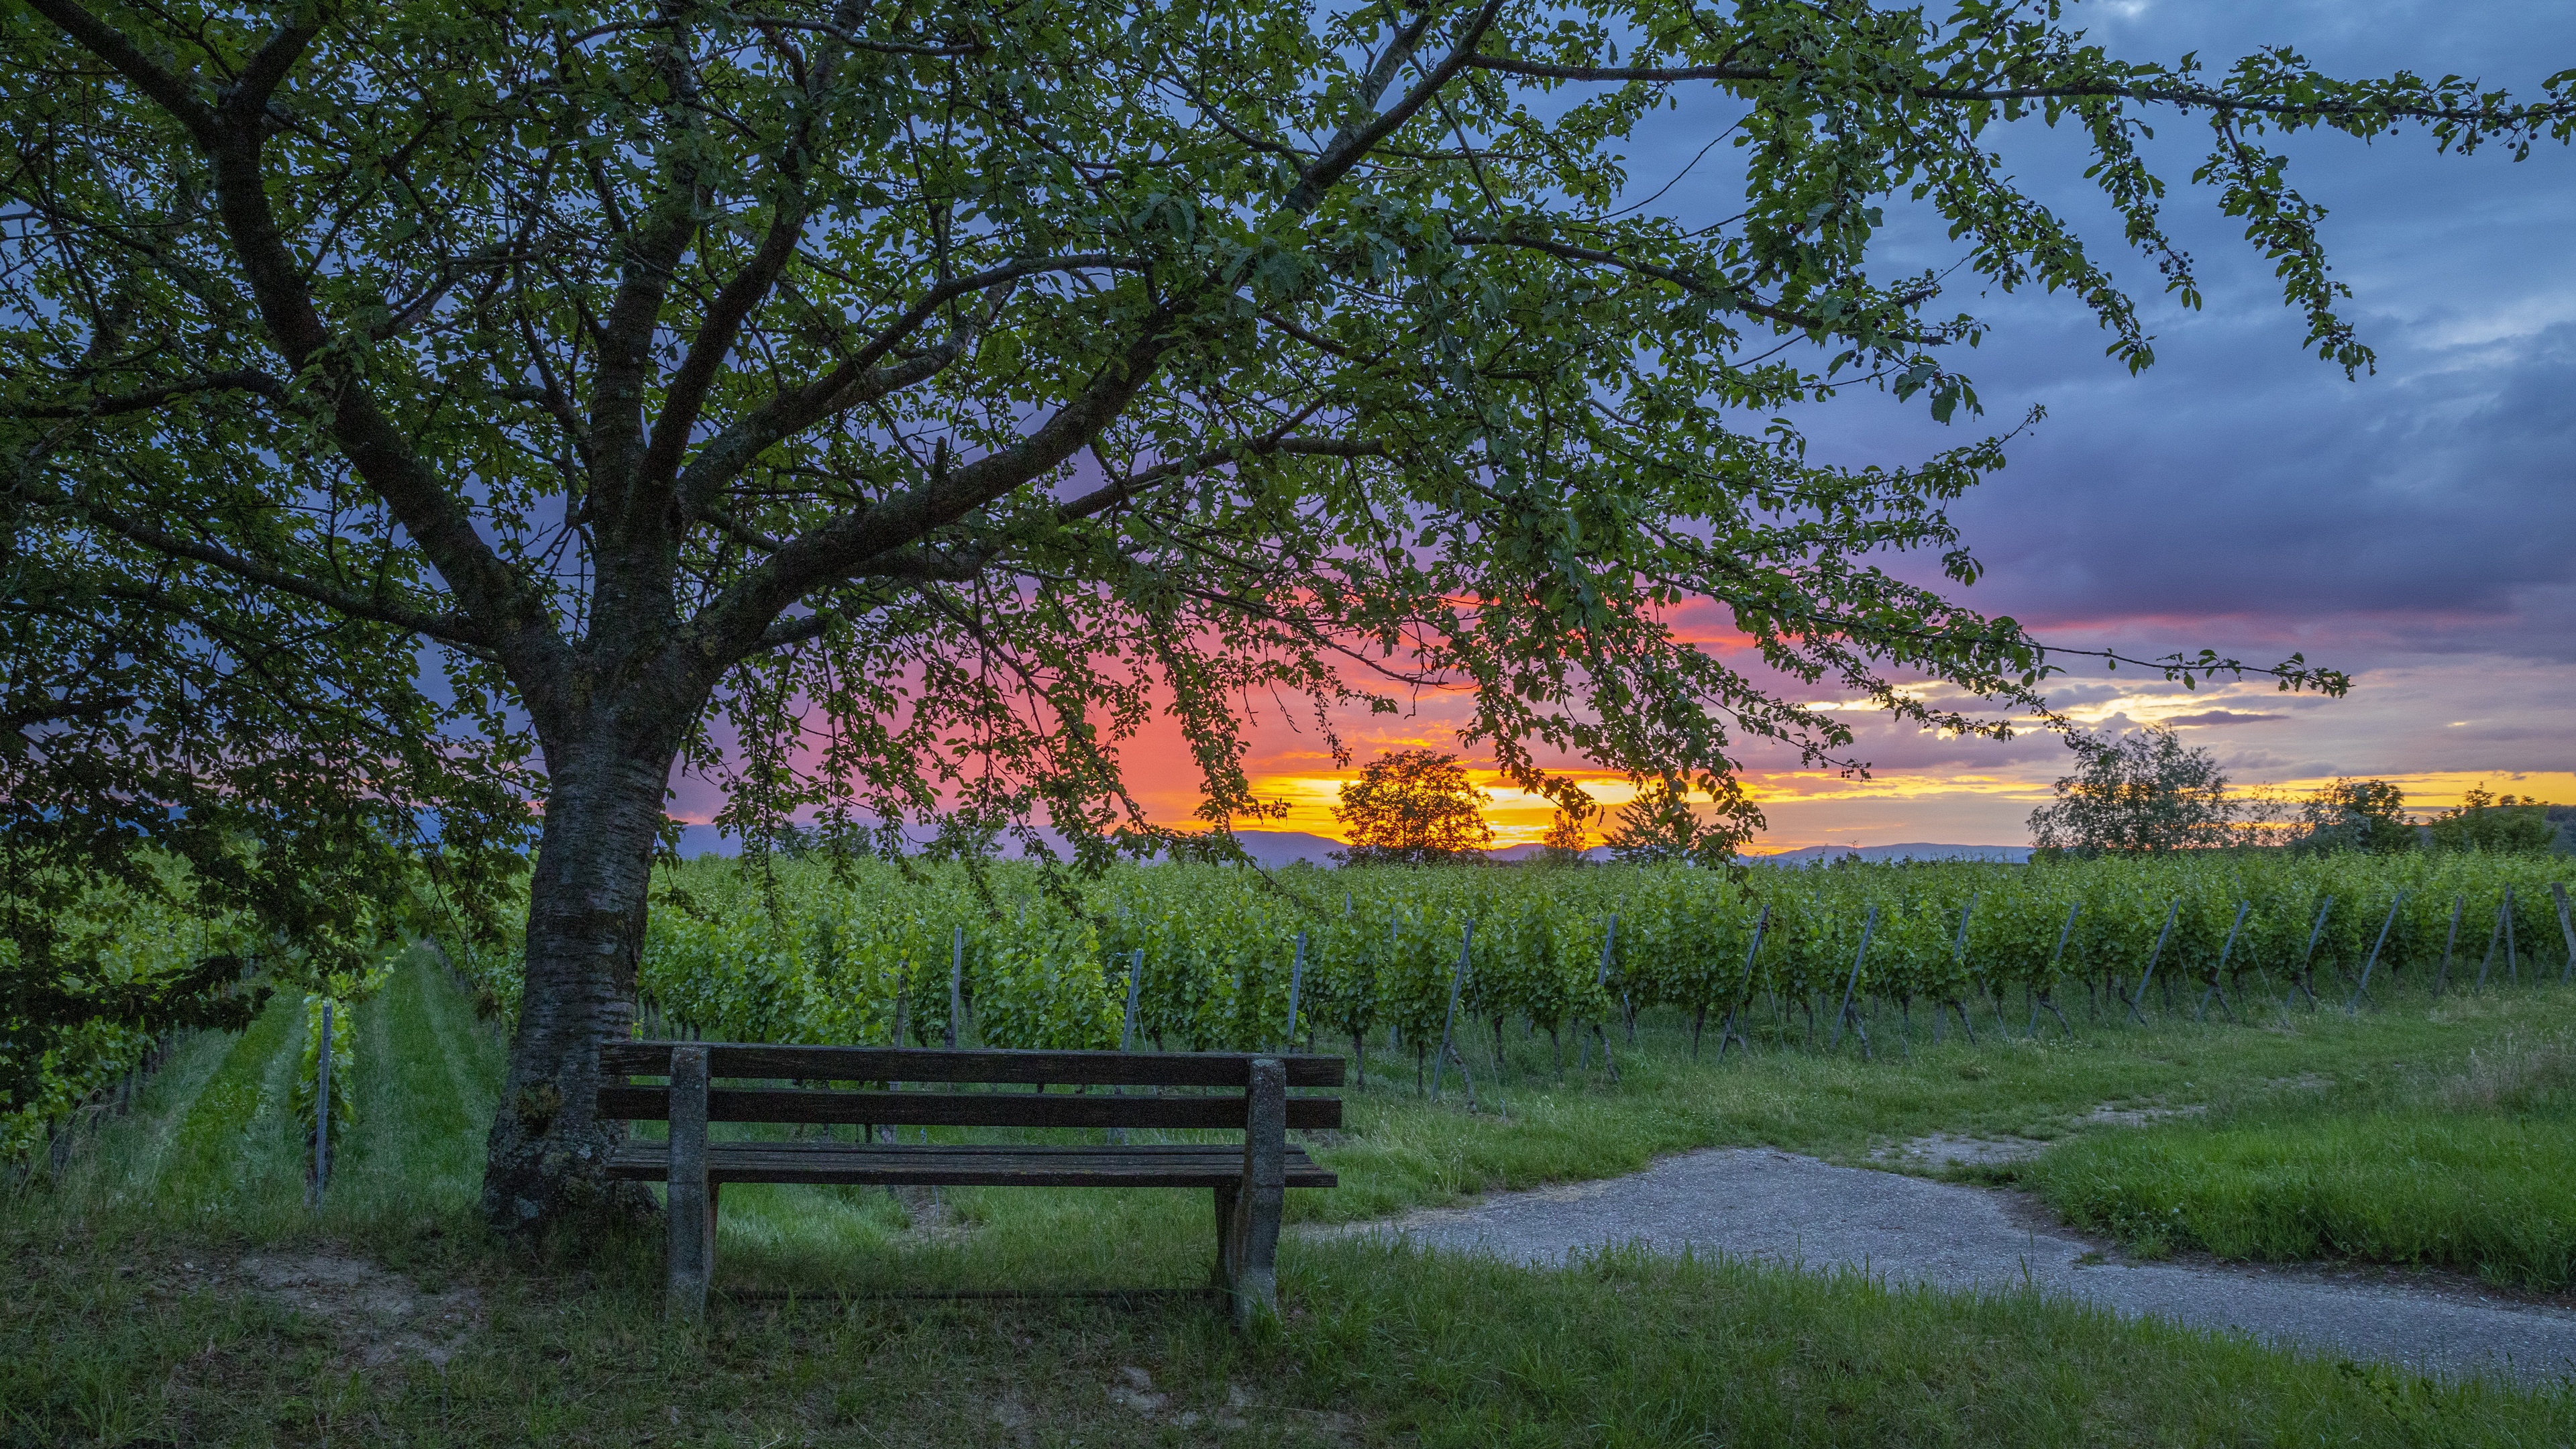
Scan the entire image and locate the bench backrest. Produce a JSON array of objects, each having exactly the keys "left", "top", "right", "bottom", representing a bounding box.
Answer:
[{"left": 599, "top": 1042, "right": 1345, "bottom": 1131}]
